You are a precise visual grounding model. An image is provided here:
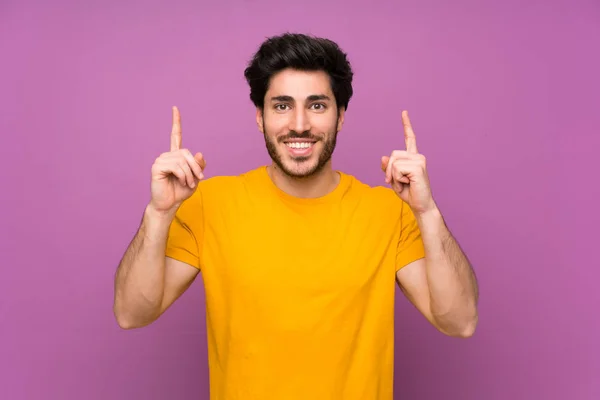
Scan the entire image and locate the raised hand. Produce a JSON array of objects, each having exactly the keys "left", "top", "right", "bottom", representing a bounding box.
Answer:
[
  {"left": 149, "top": 106, "right": 206, "bottom": 214},
  {"left": 380, "top": 110, "right": 436, "bottom": 216}
]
